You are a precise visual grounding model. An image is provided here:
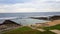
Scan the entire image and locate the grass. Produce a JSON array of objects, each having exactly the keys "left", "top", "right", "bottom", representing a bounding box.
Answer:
[
  {"left": 3, "top": 26, "right": 56, "bottom": 34},
  {"left": 3, "top": 26, "right": 41, "bottom": 34},
  {"left": 43, "top": 24, "right": 60, "bottom": 30}
]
